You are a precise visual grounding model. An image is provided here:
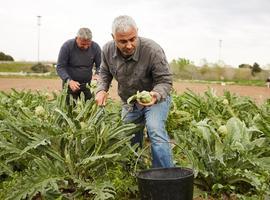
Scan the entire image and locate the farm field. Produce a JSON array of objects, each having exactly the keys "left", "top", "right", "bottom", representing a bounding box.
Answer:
[
  {"left": 1, "top": 77, "right": 270, "bottom": 199},
  {"left": 0, "top": 77, "right": 269, "bottom": 104}
]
